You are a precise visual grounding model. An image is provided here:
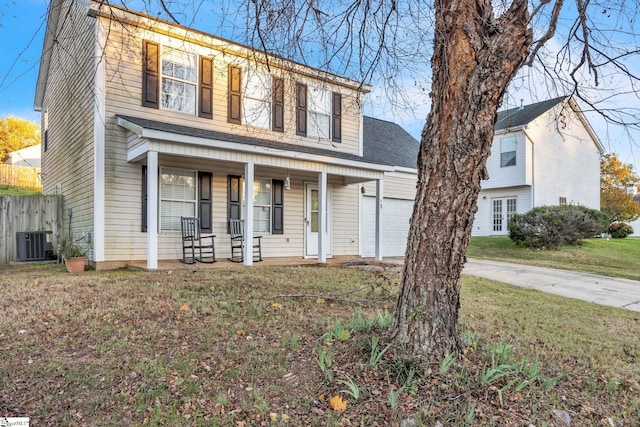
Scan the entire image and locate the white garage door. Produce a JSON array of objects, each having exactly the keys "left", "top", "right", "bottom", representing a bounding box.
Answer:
[{"left": 361, "top": 196, "right": 413, "bottom": 257}]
